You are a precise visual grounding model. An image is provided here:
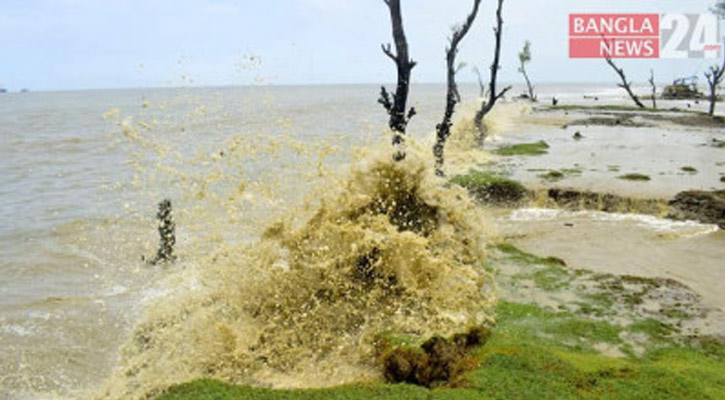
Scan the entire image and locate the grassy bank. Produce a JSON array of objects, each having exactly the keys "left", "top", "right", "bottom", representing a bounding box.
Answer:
[{"left": 156, "top": 245, "right": 725, "bottom": 400}]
